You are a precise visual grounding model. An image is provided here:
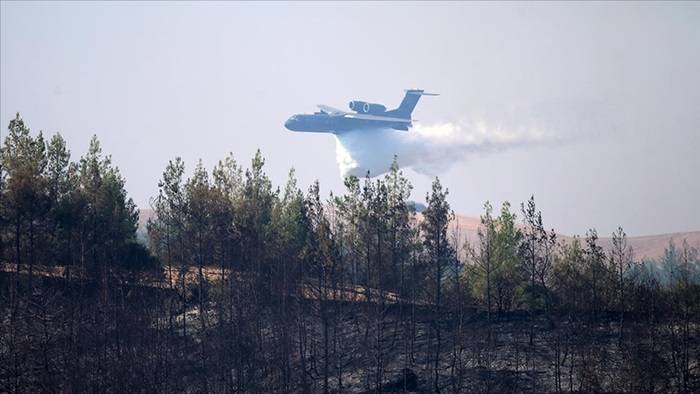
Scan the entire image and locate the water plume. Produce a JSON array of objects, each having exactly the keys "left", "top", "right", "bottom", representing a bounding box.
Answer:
[{"left": 334, "top": 119, "right": 552, "bottom": 178}]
